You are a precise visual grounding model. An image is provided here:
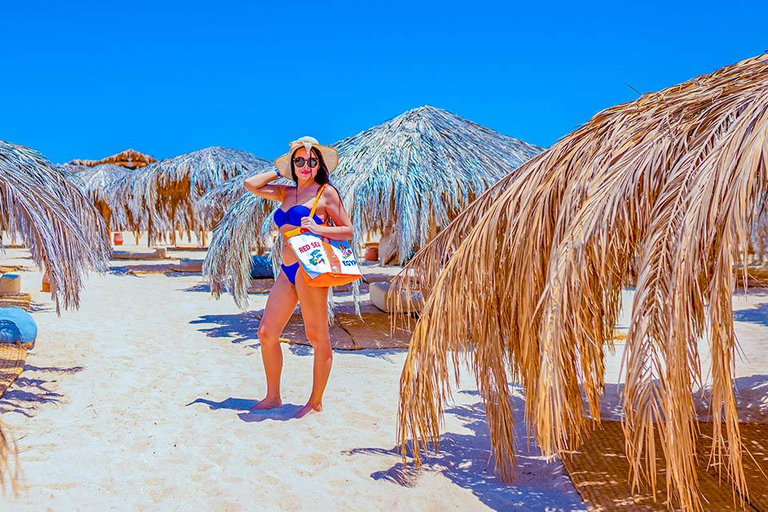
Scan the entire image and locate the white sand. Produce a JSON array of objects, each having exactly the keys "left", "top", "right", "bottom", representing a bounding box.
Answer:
[
  {"left": 0, "top": 244, "right": 584, "bottom": 511},
  {"left": 0, "top": 242, "right": 766, "bottom": 511}
]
